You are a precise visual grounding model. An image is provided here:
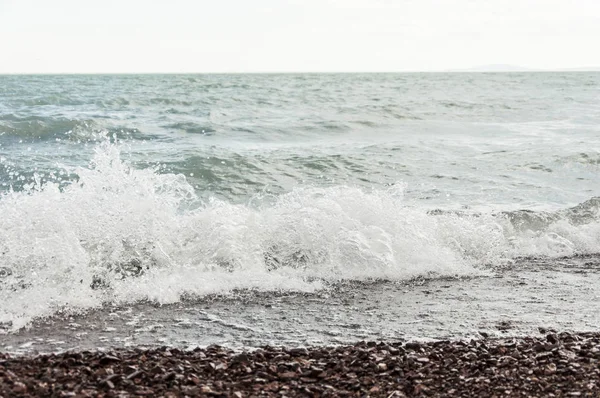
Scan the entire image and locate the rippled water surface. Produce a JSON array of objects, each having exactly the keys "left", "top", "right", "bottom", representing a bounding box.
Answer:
[{"left": 1, "top": 73, "right": 599, "bottom": 351}]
